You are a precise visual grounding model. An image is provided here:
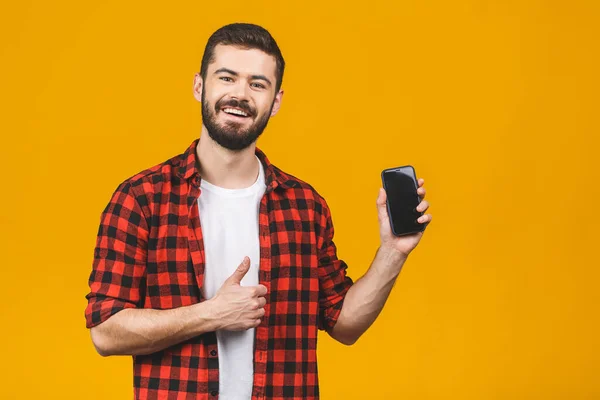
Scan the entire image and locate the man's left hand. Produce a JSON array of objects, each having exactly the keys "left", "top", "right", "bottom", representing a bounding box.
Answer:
[{"left": 377, "top": 178, "right": 432, "bottom": 258}]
